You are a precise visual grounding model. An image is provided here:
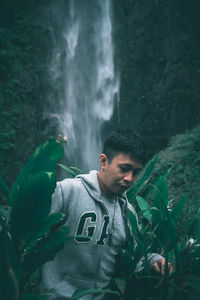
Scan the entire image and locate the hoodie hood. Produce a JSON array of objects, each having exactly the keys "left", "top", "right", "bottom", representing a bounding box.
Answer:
[
  {"left": 76, "top": 170, "right": 101, "bottom": 201},
  {"left": 77, "top": 170, "right": 127, "bottom": 206}
]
